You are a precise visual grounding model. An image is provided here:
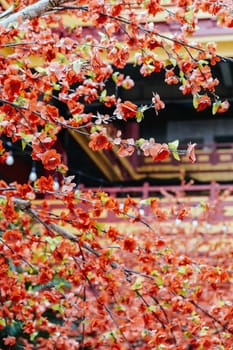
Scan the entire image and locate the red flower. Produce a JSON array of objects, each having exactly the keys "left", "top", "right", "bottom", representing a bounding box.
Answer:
[
  {"left": 187, "top": 143, "right": 197, "bottom": 163},
  {"left": 123, "top": 237, "right": 136, "bottom": 252},
  {"left": 40, "top": 149, "right": 61, "bottom": 170}
]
